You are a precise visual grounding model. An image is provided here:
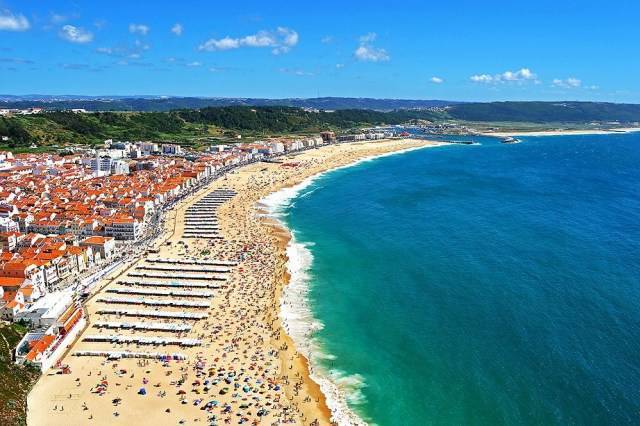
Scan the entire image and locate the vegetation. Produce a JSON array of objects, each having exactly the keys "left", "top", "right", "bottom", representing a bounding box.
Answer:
[
  {"left": 0, "top": 117, "right": 34, "bottom": 147},
  {"left": 178, "top": 106, "right": 440, "bottom": 133},
  {"left": 0, "top": 107, "right": 441, "bottom": 149},
  {"left": 0, "top": 111, "right": 204, "bottom": 149},
  {"left": 447, "top": 101, "right": 640, "bottom": 123},
  {"left": 0, "top": 322, "right": 40, "bottom": 426},
  {"left": 2, "top": 101, "right": 640, "bottom": 151}
]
